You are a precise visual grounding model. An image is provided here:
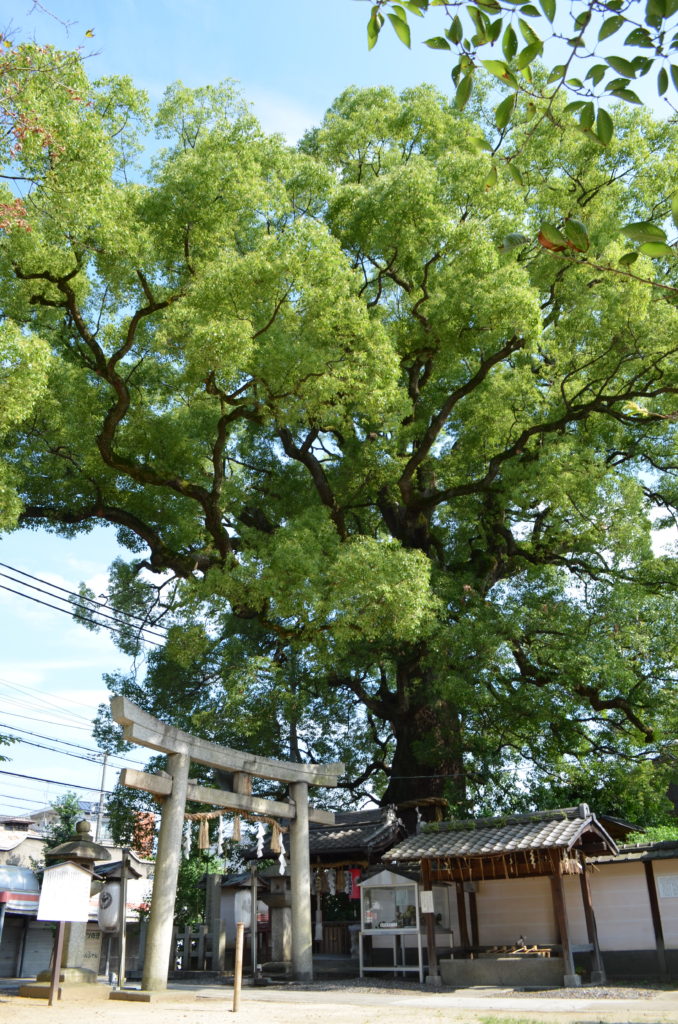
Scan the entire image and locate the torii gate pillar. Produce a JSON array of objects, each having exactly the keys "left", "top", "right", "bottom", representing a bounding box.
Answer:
[
  {"left": 142, "top": 752, "right": 190, "bottom": 991},
  {"left": 290, "top": 781, "right": 312, "bottom": 981}
]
